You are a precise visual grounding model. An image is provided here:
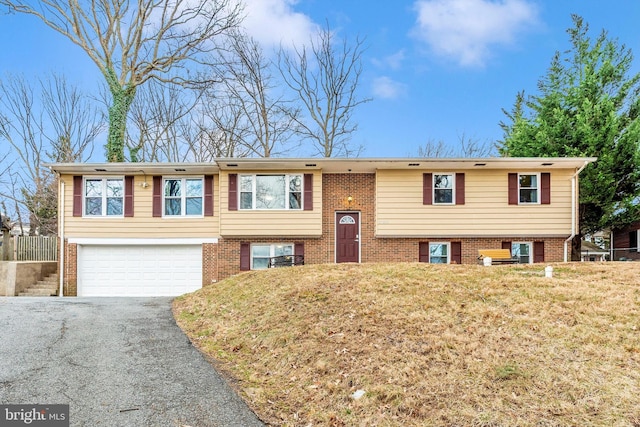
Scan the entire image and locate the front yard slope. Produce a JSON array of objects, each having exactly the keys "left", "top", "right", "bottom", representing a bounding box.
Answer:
[{"left": 173, "top": 262, "right": 640, "bottom": 426}]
